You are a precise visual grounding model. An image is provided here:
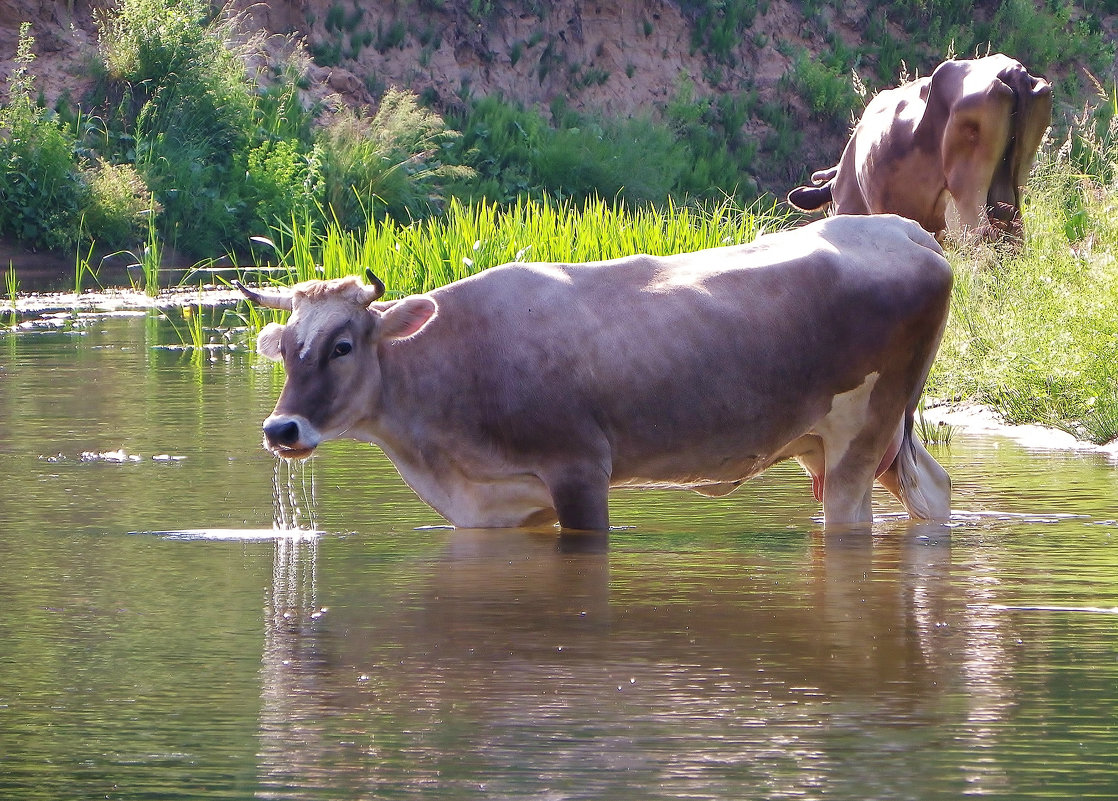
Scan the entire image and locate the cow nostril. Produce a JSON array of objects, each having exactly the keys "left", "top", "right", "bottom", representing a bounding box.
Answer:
[{"left": 264, "top": 419, "right": 301, "bottom": 446}]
